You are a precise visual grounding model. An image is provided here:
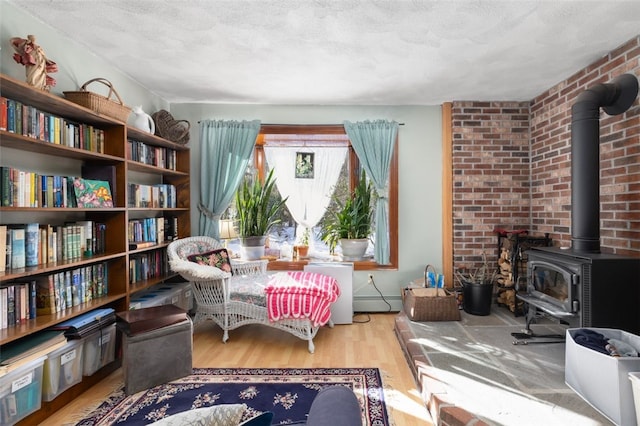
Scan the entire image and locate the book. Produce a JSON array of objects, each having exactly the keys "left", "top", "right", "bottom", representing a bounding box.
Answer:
[
  {"left": 6, "top": 99, "right": 15, "bottom": 133},
  {"left": 64, "top": 270, "right": 72, "bottom": 309},
  {"left": 157, "top": 217, "right": 165, "bottom": 244},
  {"left": 71, "top": 268, "right": 80, "bottom": 306},
  {"left": 38, "top": 226, "right": 46, "bottom": 265},
  {"left": 25, "top": 222, "right": 39, "bottom": 267},
  {"left": 56, "top": 272, "right": 66, "bottom": 312},
  {"left": 0, "top": 166, "right": 12, "bottom": 207},
  {"left": 0, "top": 96, "right": 7, "bottom": 131},
  {"left": 36, "top": 275, "right": 56, "bottom": 315},
  {"left": 81, "top": 164, "right": 117, "bottom": 204},
  {"left": 5, "top": 227, "right": 11, "bottom": 272},
  {"left": 75, "top": 220, "right": 94, "bottom": 256},
  {"left": 28, "top": 280, "right": 37, "bottom": 319},
  {"left": 0, "top": 225, "right": 6, "bottom": 272},
  {"left": 10, "top": 226, "right": 26, "bottom": 269},
  {"left": 0, "top": 286, "right": 7, "bottom": 329},
  {"left": 128, "top": 241, "right": 155, "bottom": 250},
  {"left": 17, "top": 283, "right": 28, "bottom": 322},
  {"left": 115, "top": 304, "right": 188, "bottom": 336},
  {"left": 6, "top": 285, "right": 15, "bottom": 325},
  {"left": 52, "top": 308, "right": 115, "bottom": 339},
  {"left": 73, "top": 177, "right": 114, "bottom": 208}
]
